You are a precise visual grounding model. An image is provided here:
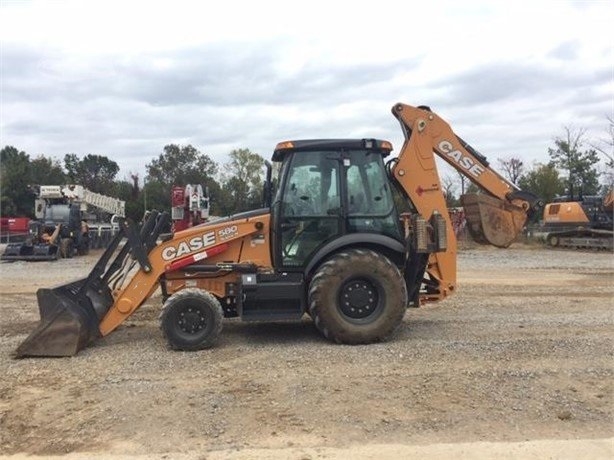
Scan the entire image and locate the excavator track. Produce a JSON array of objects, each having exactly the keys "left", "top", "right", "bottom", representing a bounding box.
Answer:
[{"left": 546, "top": 229, "right": 613, "bottom": 250}]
